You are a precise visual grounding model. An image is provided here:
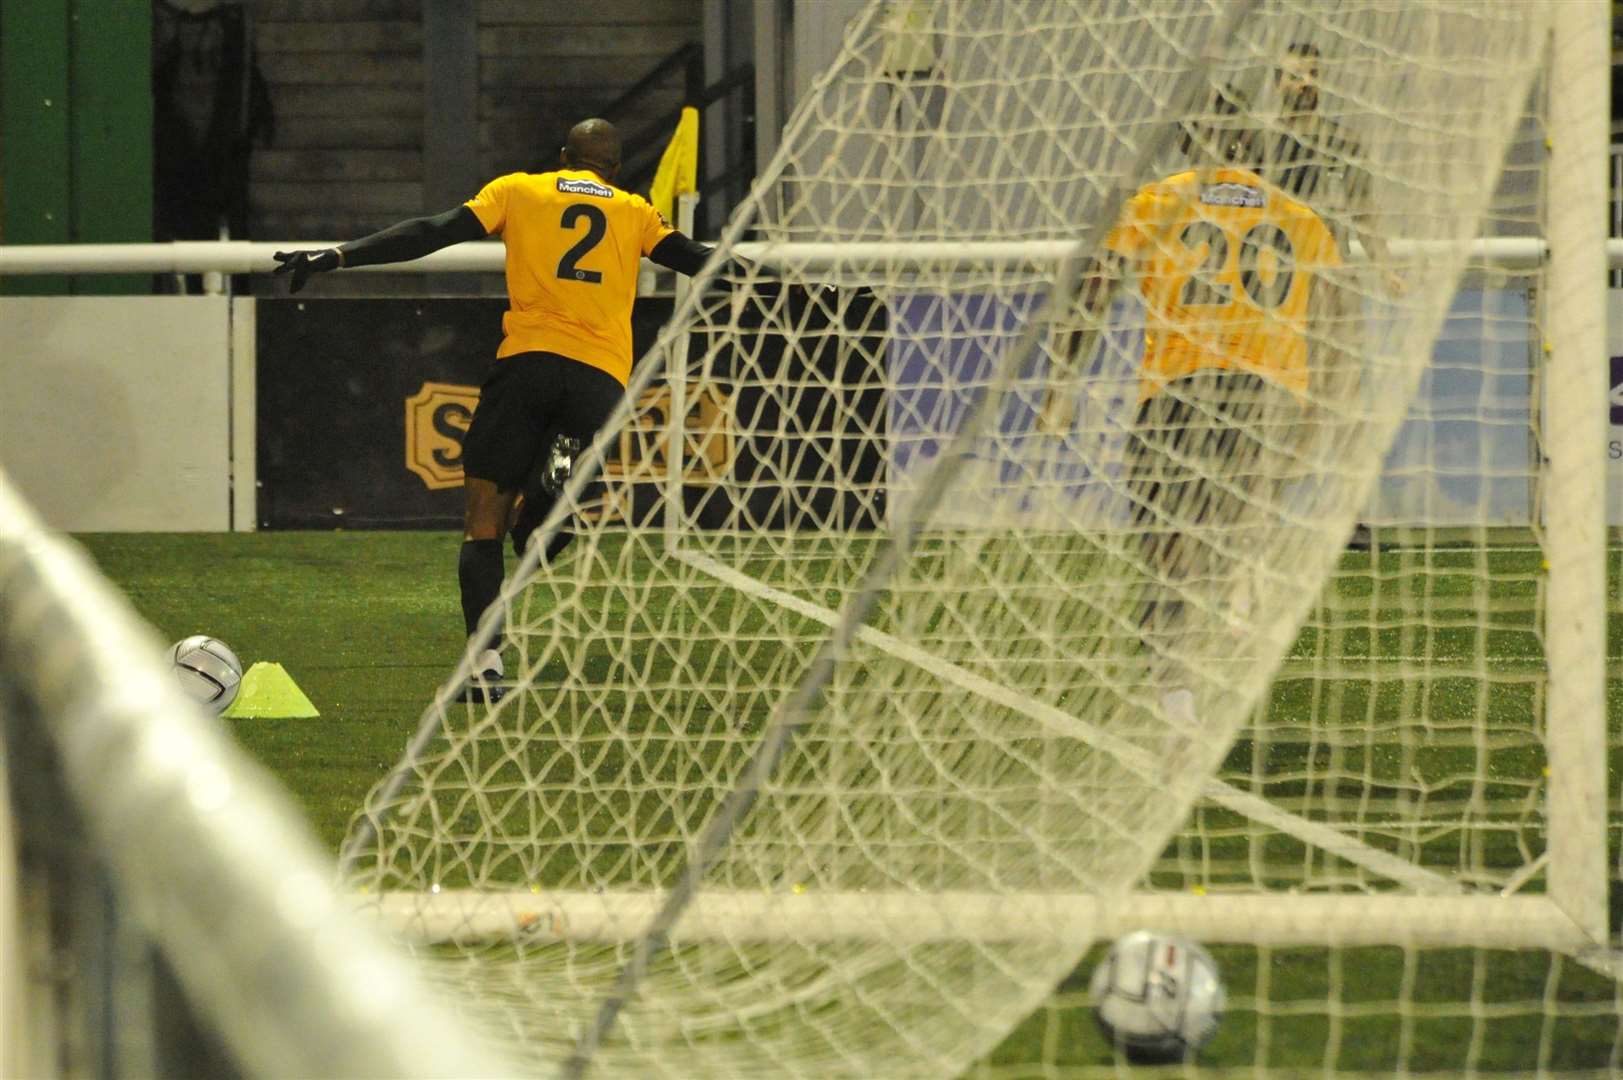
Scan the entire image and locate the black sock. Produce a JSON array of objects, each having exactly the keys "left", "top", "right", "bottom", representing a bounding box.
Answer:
[
  {"left": 510, "top": 496, "right": 540, "bottom": 558},
  {"left": 458, "top": 539, "right": 504, "bottom": 639},
  {"left": 511, "top": 498, "right": 576, "bottom": 564},
  {"left": 543, "top": 529, "right": 574, "bottom": 563}
]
